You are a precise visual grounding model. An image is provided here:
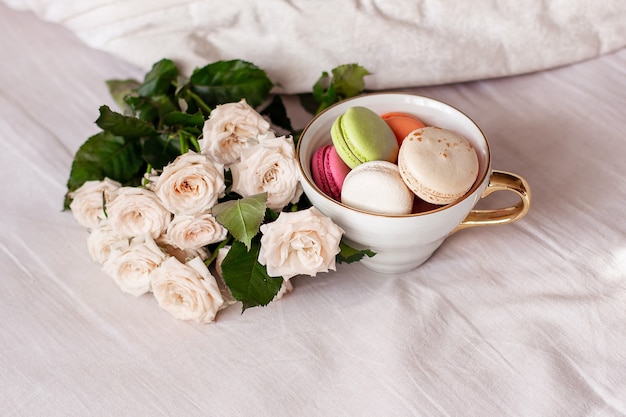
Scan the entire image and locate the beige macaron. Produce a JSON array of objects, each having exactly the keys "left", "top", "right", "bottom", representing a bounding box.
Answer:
[{"left": 398, "top": 127, "right": 479, "bottom": 205}]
